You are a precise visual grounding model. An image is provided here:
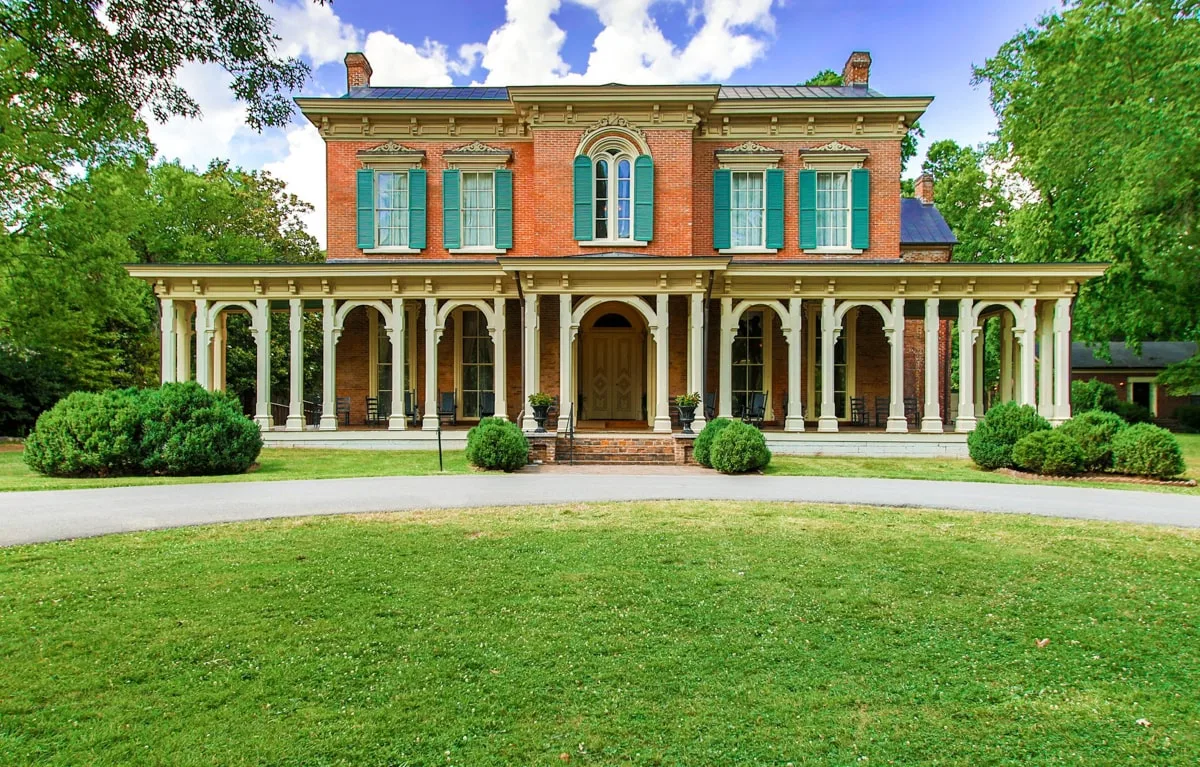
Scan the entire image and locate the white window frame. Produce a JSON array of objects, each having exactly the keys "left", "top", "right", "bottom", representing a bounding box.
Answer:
[
  {"left": 579, "top": 138, "right": 647, "bottom": 247},
  {"left": 375, "top": 171, "right": 409, "bottom": 250},
  {"left": 1126, "top": 376, "right": 1158, "bottom": 417},
  {"left": 459, "top": 170, "right": 496, "bottom": 250},
  {"left": 730, "top": 309, "right": 774, "bottom": 418},
  {"left": 729, "top": 170, "right": 767, "bottom": 250},
  {"left": 452, "top": 307, "right": 495, "bottom": 422},
  {"left": 815, "top": 170, "right": 852, "bottom": 250}
]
